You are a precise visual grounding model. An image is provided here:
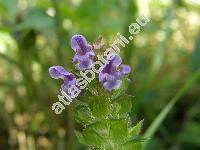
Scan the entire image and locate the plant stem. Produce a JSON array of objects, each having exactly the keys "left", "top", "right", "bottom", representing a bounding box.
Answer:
[{"left": 143, "top": 68, "right": 200, "bottom": 148}]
